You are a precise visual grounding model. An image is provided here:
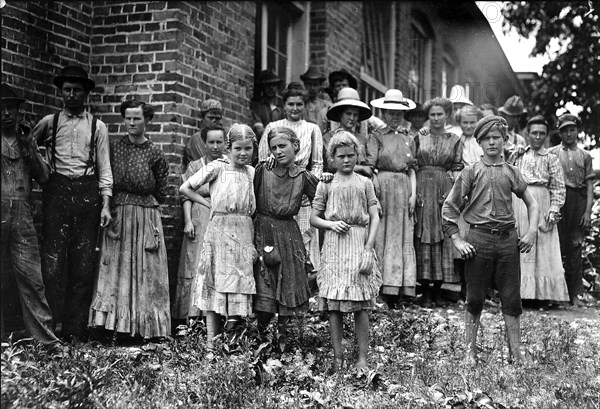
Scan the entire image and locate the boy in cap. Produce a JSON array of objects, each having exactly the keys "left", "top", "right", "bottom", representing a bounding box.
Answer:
[
  {"left": 300, "top": 66, "right": 331, "bottom": 133},
  {"left": 549, "top": 113, "right": 595, "bottom": 306},
  {"left": 442, "top": 115, "right": 539, "bottom": 364},
  {"left": 1, "top": 83, "right": 65, "bottom": 355},
  {"left": 32, "top": 65, "right": 112, "bottom": 343},
  {"left": 498, "top": 95, "right": 527, "bottom": 151},
  {"left": 184, "top": 98, "right": 223, "bottom": 170},
  {"left": 250, "top": 69, "right": 284, "bottom": 139}
]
